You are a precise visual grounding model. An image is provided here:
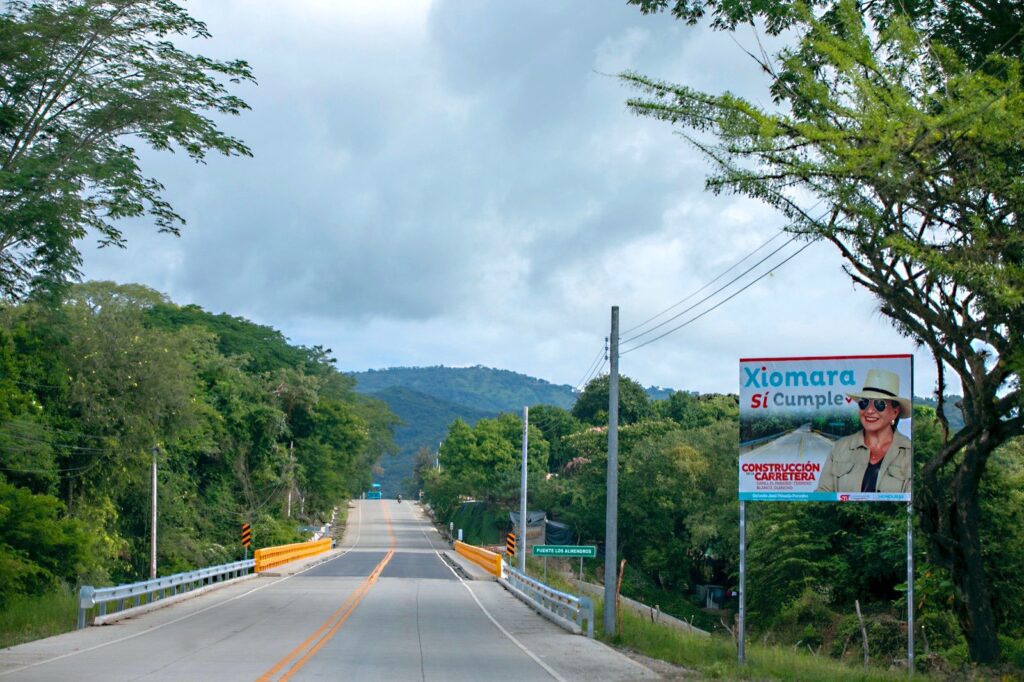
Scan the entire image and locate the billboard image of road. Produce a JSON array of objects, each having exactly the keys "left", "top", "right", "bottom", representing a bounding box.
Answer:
[{"left": 739, "top": 355, "right": 913, "bottom": 502}]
